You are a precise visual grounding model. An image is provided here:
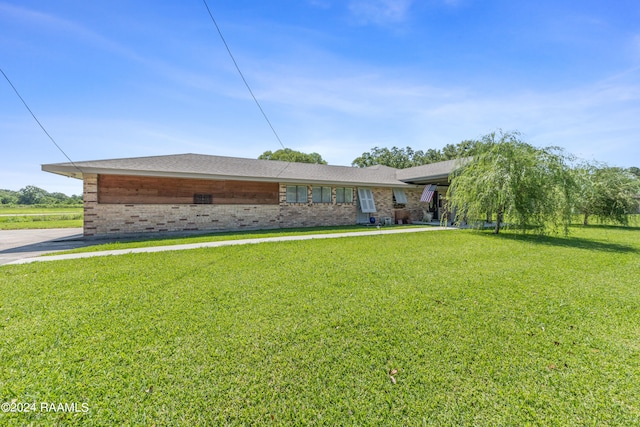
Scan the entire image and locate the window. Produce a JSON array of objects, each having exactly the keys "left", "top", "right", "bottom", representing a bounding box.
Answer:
[
  {"left": 312, "top": 186, "right": 332, "bottom": 203},
  {"left": 357, "top": 188, "right": 376, "bottom": 213},
  {"left": 336, "top": 187, "right": 353, "bottom": 204},
  {"left": 393, "top": 189, "right": 408, "bottom": 205},
  {"left": 286, "top": 185, "right": 308, "bottom": 203},
  {"left": 193, "top": 193, "right": 213, "bottom": 204}
]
